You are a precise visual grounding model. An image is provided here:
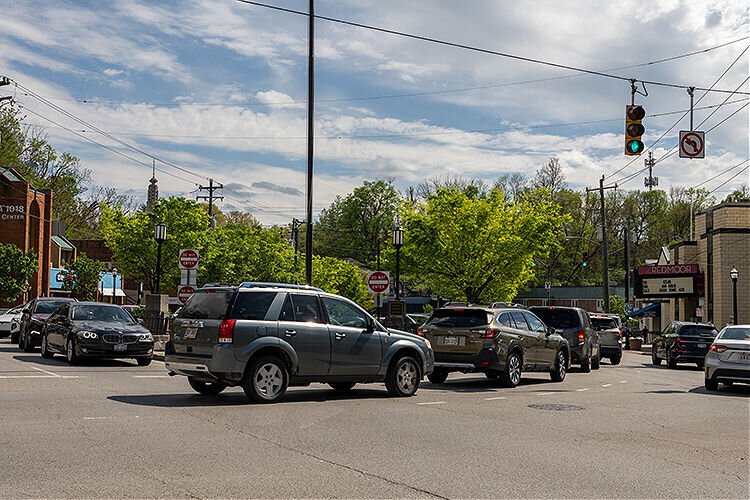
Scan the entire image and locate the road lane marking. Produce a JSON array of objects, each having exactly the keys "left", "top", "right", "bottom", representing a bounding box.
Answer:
[
  {"left": 32, "top": 366, "right": 61, "bottom": 377},
  {"left": 484, "top": 396, "right": 507, "bottom": 400},
  {"left": 619, "top": 380, "right": 627, "bottom": 383},
  {"left": 0, "top": 375, "right": 55, "bottom": 379},
  {"left": 83, "top": 417, "right": 107, "bottom": 420},
  {"left": 602, "top": 384, "right": 612, "bottom": 387},
  {"left": 132, "top": 375, "right": 170, "bottom": 378},
  {"left": 576, "top": 388, "right": 590, "bottom": 392},
  {"left": 417, "top": 401, "right": 446, "bottom": 405},
  {"left": 537, "top": 392, "right": 555, "bottom": 396}
]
